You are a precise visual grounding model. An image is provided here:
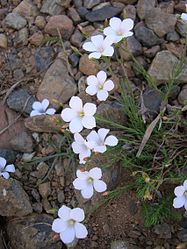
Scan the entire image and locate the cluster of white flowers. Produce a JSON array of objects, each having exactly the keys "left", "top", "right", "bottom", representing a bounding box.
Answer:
[
  {"left": 0, "top": 157, "right": 15, "bottom": 179},
  {"left": 30, "top": 99, "right": 56, "bottom": 117},
  {"left": 181, "top": 4, "right": 187, "bottom": 21},
  {"left": 173, "top": 180, "right": 187, "bottom": 210}
]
